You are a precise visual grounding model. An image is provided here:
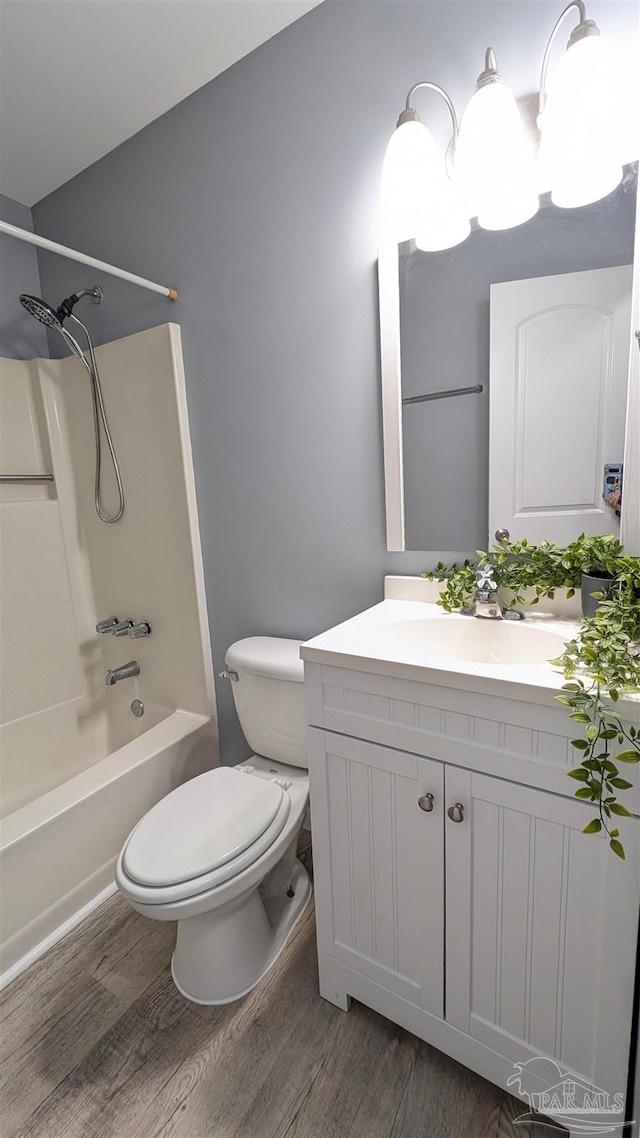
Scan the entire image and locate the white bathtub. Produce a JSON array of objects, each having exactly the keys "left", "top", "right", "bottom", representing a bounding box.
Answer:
[{"left": 0, "top": 709, "right": 216, "bottom": 986}]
